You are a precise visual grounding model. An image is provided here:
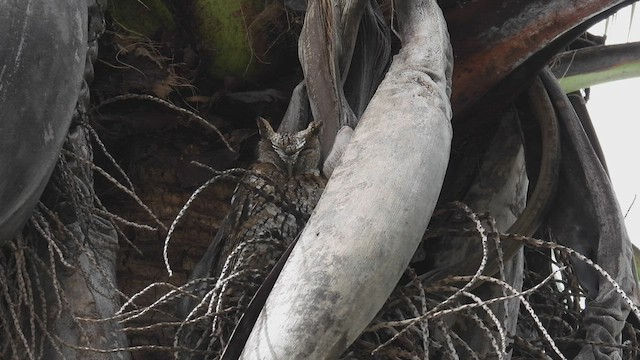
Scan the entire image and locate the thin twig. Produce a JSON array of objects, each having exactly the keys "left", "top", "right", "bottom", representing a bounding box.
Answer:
[
  {"left": 91, "top": 94, "right": 235, "bottom": 152},
  {"left": 624, "top": 194, "right": 636, "bottom": 219}
]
